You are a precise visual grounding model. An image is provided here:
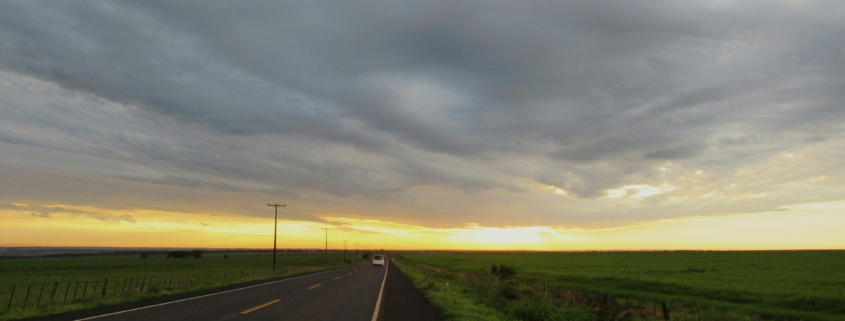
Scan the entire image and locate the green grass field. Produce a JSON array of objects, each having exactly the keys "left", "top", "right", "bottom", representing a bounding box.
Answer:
[
  {"left": 0, "top": 250, "right": 364, "bottom": 320},
  {"left": 397, "top": 251, "right": 845, "bottom": 321}
]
